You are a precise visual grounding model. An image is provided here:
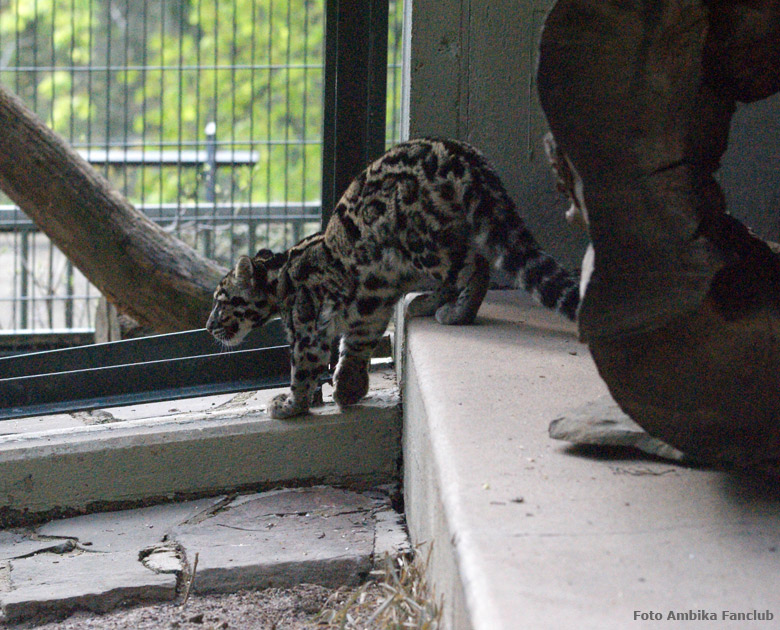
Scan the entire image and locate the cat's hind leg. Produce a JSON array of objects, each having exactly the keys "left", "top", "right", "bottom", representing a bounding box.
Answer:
[
  {"left": 405, "top": 285, "right": 458, "bottom": 318},
  {"left": 434, "top": 254, "right": 490, "bottom": 325},
  {"left": 334, "top": 306, "right": 394, "bottom": 407}
]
